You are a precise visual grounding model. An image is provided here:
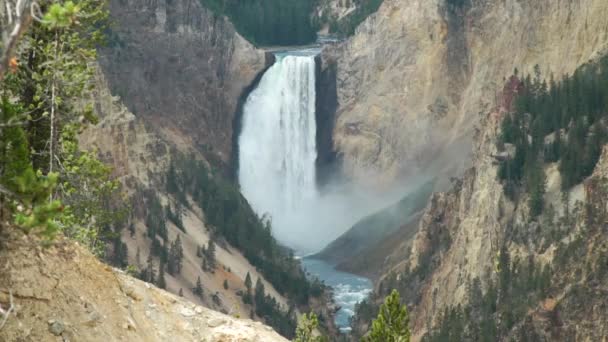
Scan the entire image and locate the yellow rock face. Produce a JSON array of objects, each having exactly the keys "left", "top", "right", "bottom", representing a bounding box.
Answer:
[{"left": 329, "top": 0, "right": 608, "bottom": 187}]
